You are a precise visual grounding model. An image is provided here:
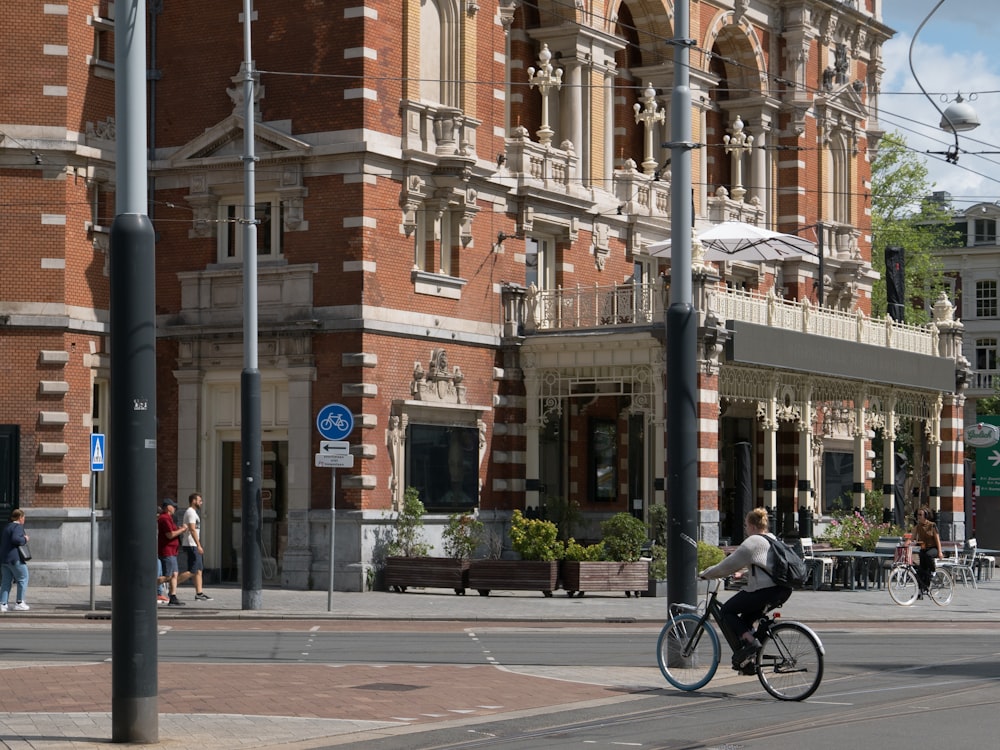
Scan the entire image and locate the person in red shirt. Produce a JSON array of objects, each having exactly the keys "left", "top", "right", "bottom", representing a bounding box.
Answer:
[{"left": 156, "top": 499, "right": 186, "bottom": 606}]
